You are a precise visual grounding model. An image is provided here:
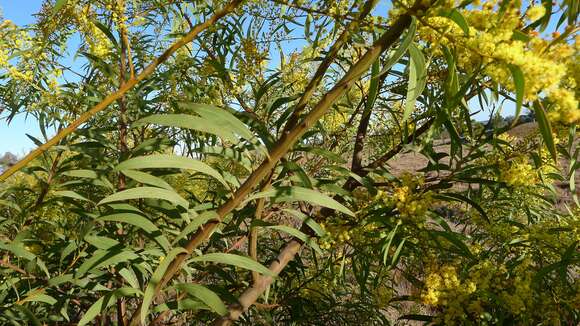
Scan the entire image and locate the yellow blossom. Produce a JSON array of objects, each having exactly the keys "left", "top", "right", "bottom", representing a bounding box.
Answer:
[{"left": 526, "top": 5, "right": 546, "bottom": 21}]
